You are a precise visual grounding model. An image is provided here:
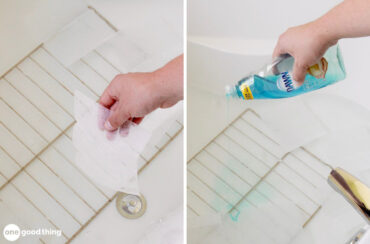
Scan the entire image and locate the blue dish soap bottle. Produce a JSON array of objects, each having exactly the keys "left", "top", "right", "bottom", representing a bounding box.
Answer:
[{"left": 226, "top": 45, "right": 346, "bottom": 100}]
